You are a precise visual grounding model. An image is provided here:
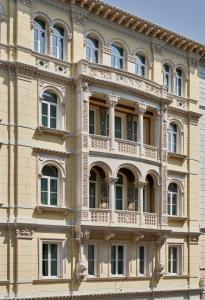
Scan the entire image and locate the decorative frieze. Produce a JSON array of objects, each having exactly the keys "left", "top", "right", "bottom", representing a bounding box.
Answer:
[
  {"left": 82, "top": 152, "right": 89, "bottom": 207},
  {"left": 71, "top": 6, "right": 88, "bottom": 25},
  {"left": 161, "top": 166, "right": 168, "bottom": 215},
  {"left": 16, "top": 228, "right": 33, "bottom": 239},
  {"left": 18, "top": 0, "right": 32, "bottom": 7}
]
